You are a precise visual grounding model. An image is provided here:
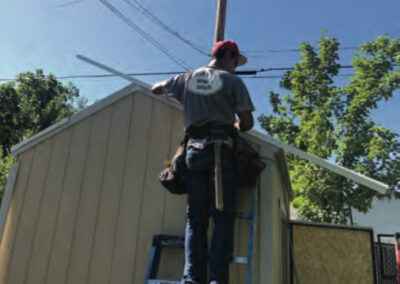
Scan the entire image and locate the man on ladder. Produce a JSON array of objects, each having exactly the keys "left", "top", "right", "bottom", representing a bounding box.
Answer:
[{"left": 152, "top": 39, "right": 255, "bottom": 284}]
